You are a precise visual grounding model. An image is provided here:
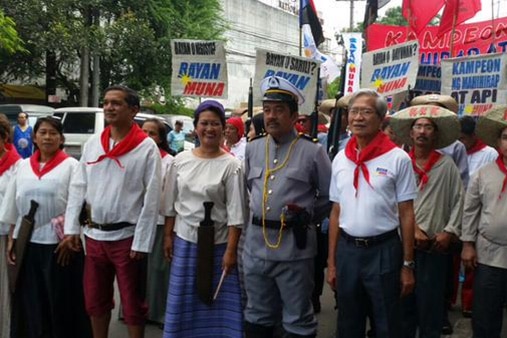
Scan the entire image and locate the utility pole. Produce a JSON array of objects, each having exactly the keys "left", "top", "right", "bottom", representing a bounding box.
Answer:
[
  {"left": 350, "top": 0, "right": 354, "bottom": 30},
  {"left": 336, "top": 0, "right": 365, "bottom": 31}
]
